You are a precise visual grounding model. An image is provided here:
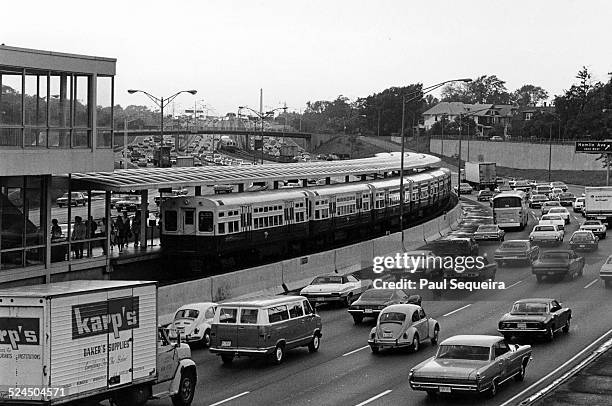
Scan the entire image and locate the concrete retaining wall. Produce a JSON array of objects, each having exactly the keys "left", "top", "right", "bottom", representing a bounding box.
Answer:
[
  {"left": 158, "top": 203, "right": 464, "bottom": 323},
  {"left": 430, "top": 138, "right": 603, "bottom": 171}
]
